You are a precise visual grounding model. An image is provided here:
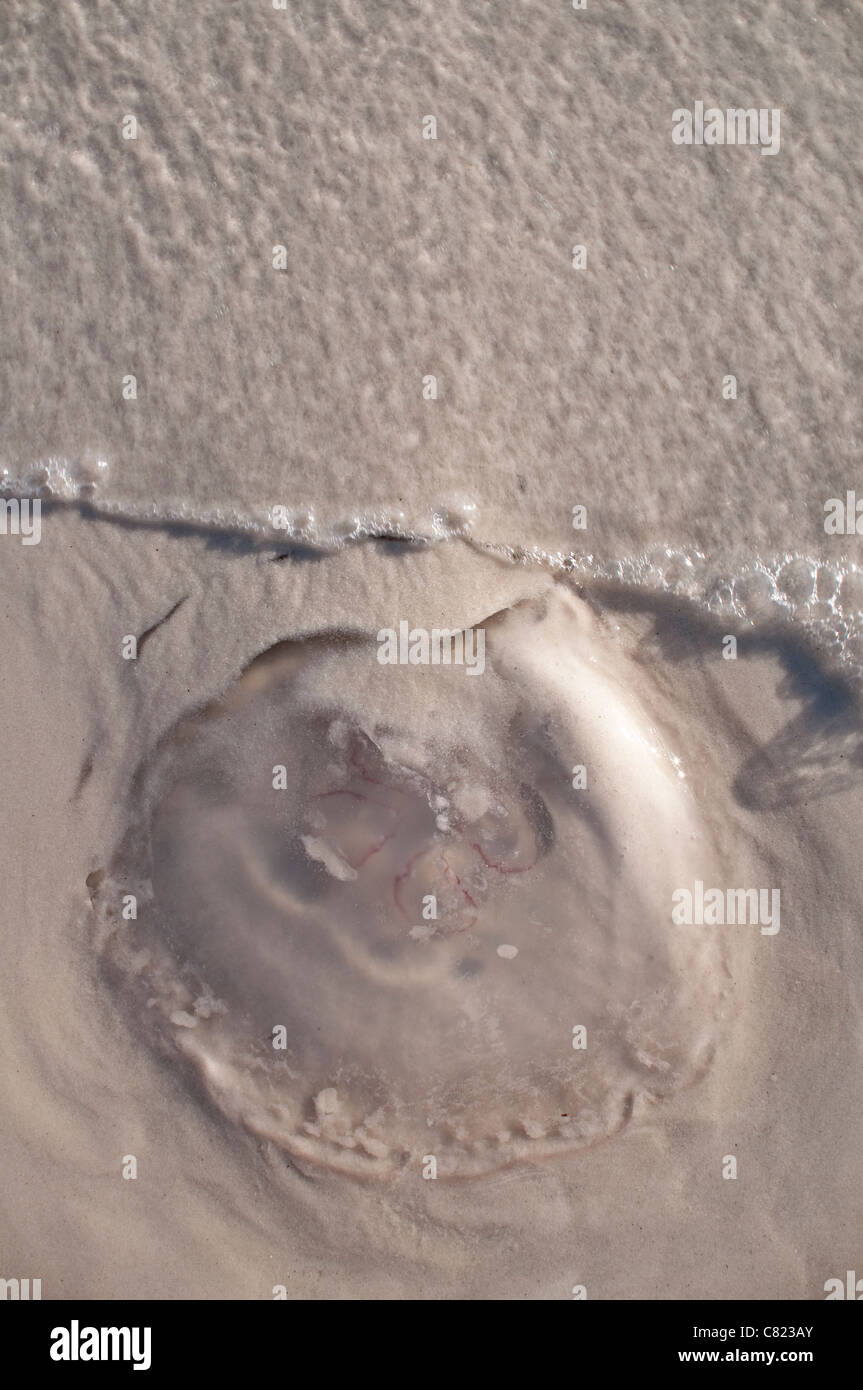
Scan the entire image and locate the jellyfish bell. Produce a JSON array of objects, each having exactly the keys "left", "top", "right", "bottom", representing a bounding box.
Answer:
[{"left": 93, "top": 590, "right": 728, "bottom": 1178}]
